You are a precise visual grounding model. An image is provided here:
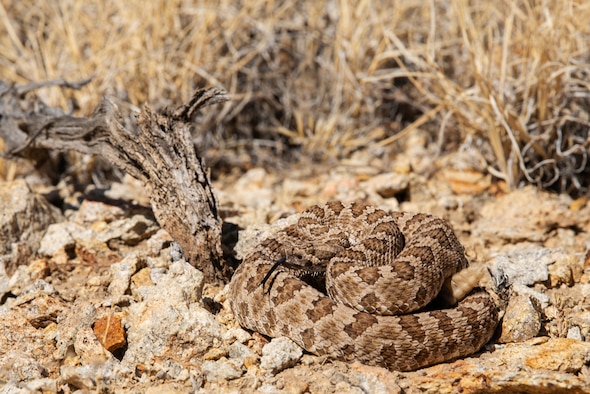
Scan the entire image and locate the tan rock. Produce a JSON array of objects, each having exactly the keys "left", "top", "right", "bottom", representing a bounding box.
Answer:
[
  {"left": 523, "top": 338, "right": 590, "bottom": 373},
  {"left": 499, "top": 294, "right": 542, "bottom": 343}
]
